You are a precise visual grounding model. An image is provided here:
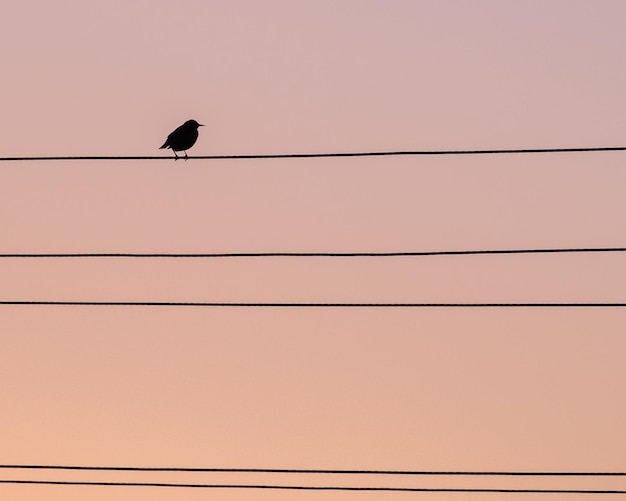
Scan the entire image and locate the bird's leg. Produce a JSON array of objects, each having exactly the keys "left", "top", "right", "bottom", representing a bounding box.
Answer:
[
  {"left": 174, "top": 151, "right": 179, "bottom": 161},
  {"left": 184, "top": 151, "right": 189, "bottom": 160}
]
